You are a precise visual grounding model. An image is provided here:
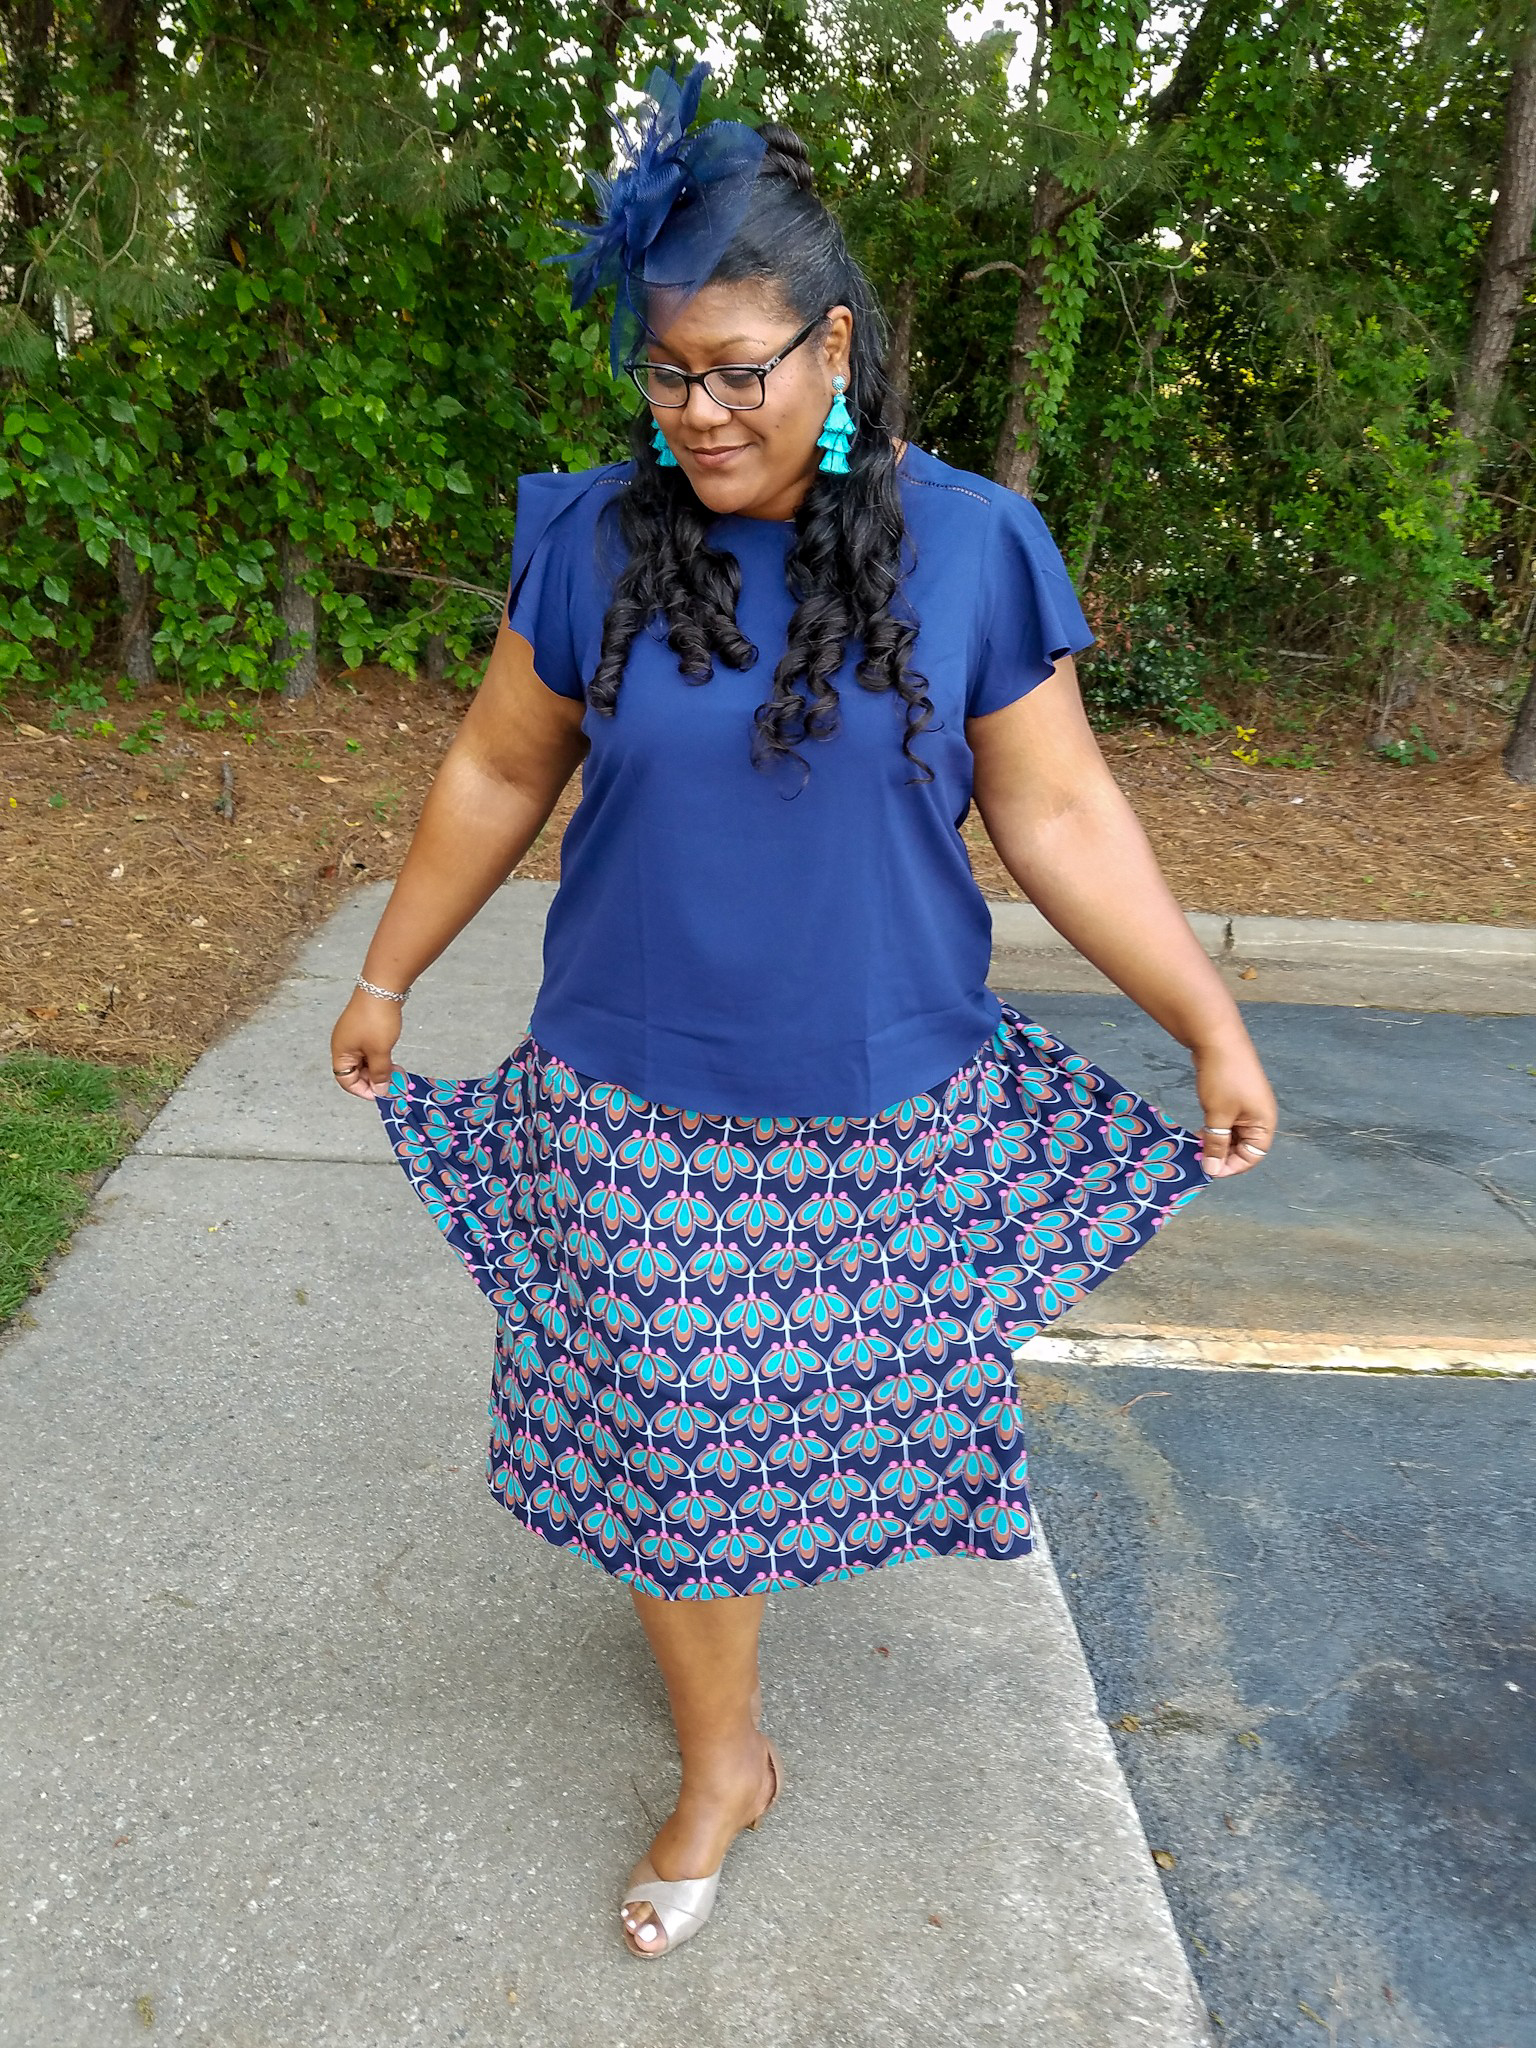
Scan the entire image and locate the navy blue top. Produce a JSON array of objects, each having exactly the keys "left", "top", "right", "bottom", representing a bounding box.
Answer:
[{"left": 503, "top": 441, "right": 1095, "bottom": 1116}]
